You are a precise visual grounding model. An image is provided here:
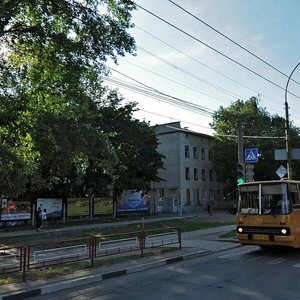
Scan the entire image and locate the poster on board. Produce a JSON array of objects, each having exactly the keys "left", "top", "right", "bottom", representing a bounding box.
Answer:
[
  {"left": 93, "top": 197, "right": 113, "bottom": 215},
  {"left": 67, "top": 198, "right": 90, "bottom": 217},
  {"left": 37, "top": 198, "right": 62, "bottom": 219},
  {"left": 116, "top": 191, "right": 150, "bottom": 213},
  {"left": 0, "top": 199, "right": 31, "bottom": 221}
]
